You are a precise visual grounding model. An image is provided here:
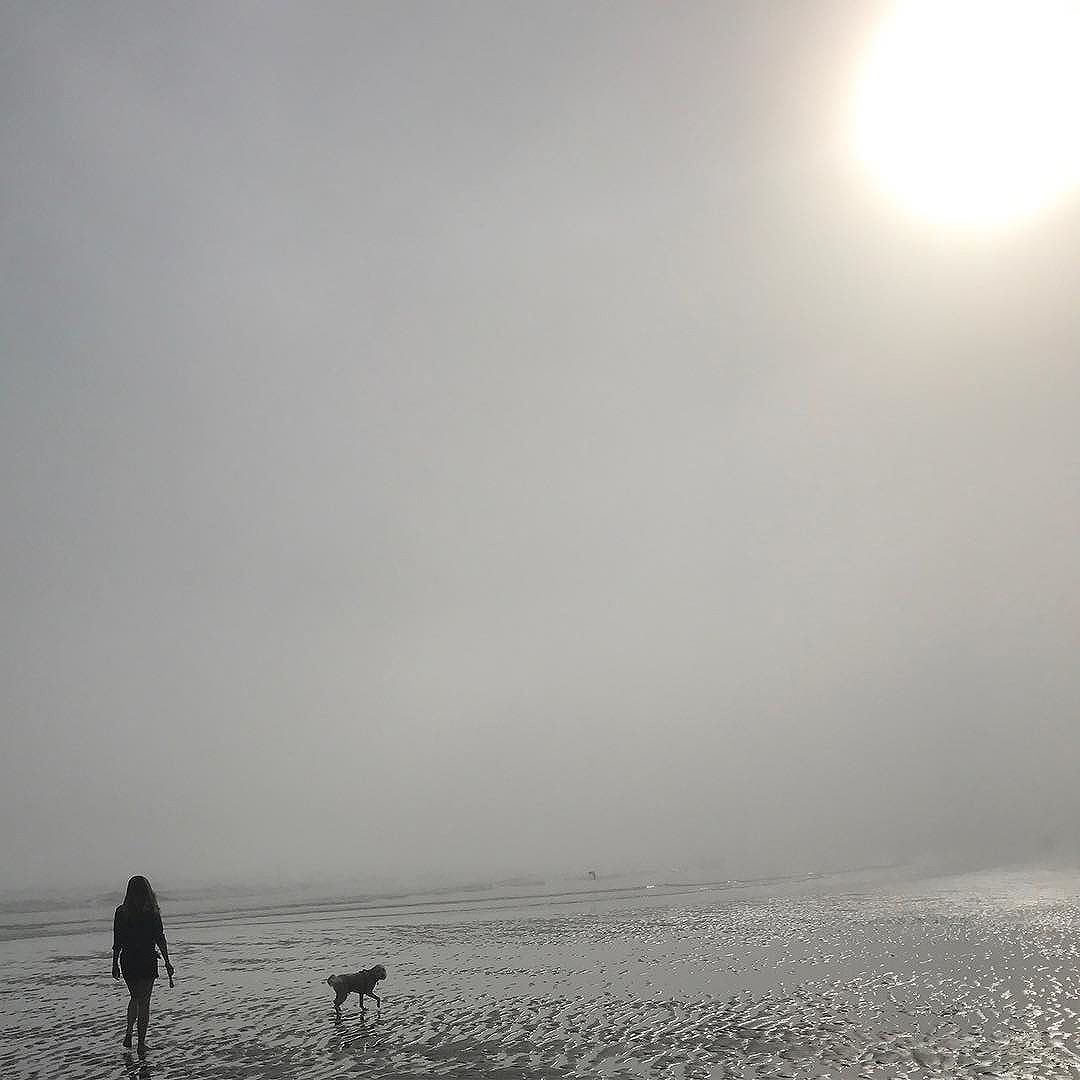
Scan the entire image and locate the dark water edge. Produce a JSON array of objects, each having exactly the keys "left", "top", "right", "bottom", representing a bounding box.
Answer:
[{"left": 0, "top": 863, "right": 907, "bottom": 944}]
